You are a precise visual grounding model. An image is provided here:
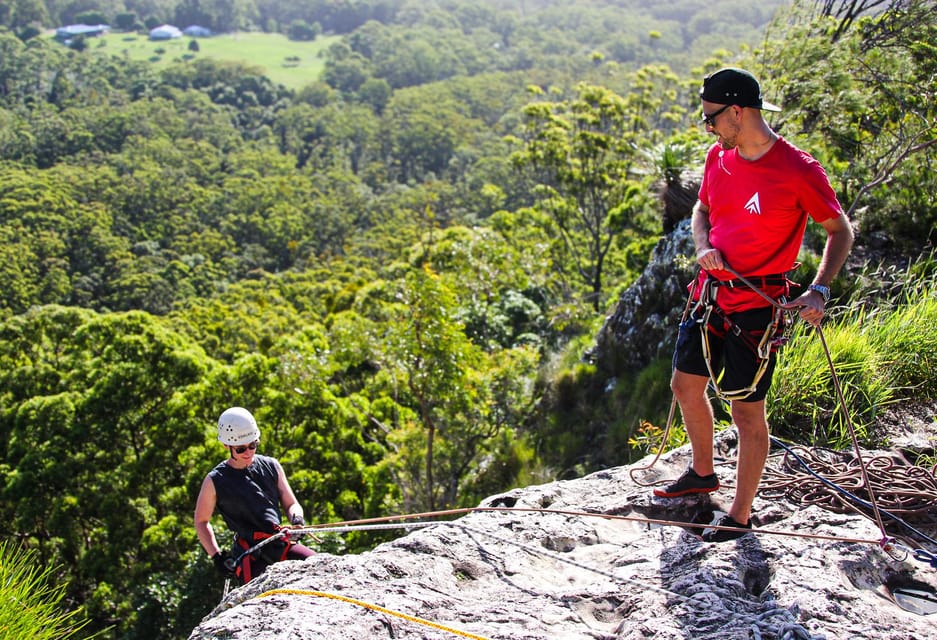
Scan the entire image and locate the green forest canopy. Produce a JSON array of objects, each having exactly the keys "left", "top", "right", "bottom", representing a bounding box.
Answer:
[{"left": 0, "top": 1, "right": 935, "bottom": 638}]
